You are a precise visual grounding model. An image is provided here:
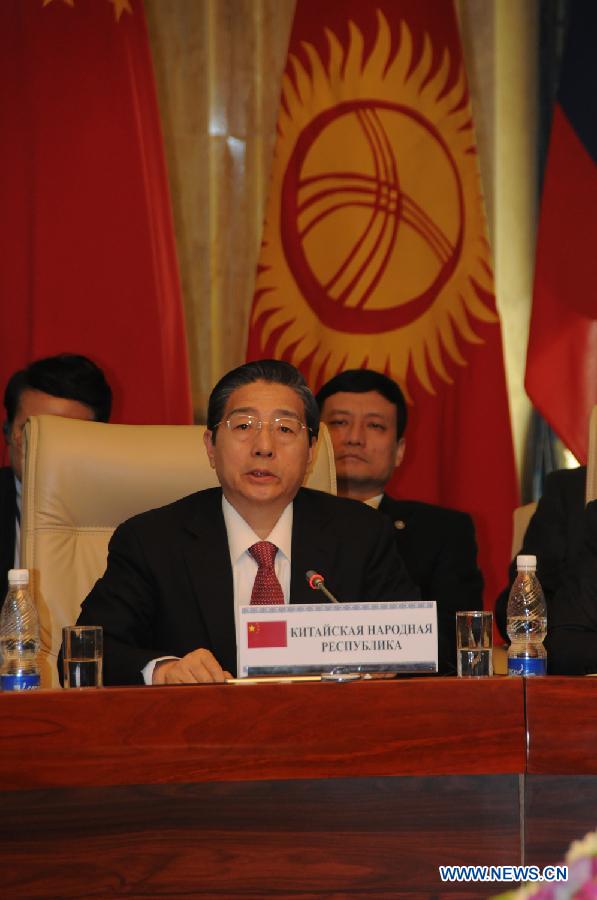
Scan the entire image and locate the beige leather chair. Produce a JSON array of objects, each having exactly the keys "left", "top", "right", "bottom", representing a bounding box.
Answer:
[
  {"left": 586, "top": 405, "right": 597, "bottom": 502},
  {"left": 511, "top": 502, "right": 538, "bottom": 558},
  {"left": 20, "top": 415, "right": 337, "bottom": 687}
]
